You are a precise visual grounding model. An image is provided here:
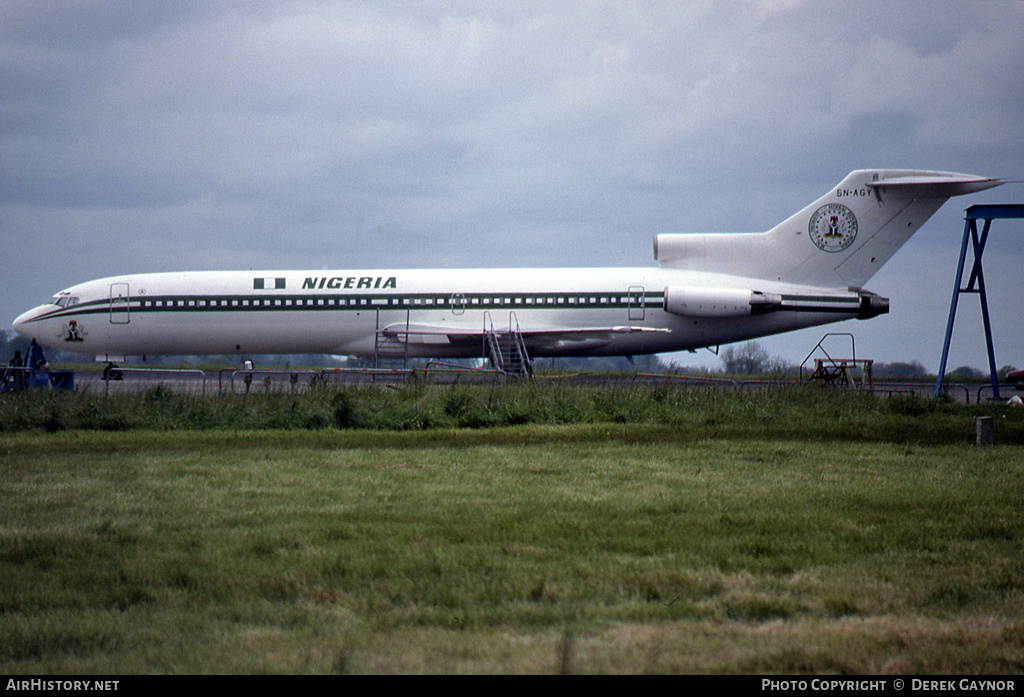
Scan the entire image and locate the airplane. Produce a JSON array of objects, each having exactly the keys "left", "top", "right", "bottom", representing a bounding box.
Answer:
[{"left": 12, "top": 169, "right": 1003, "bottom": 372}]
